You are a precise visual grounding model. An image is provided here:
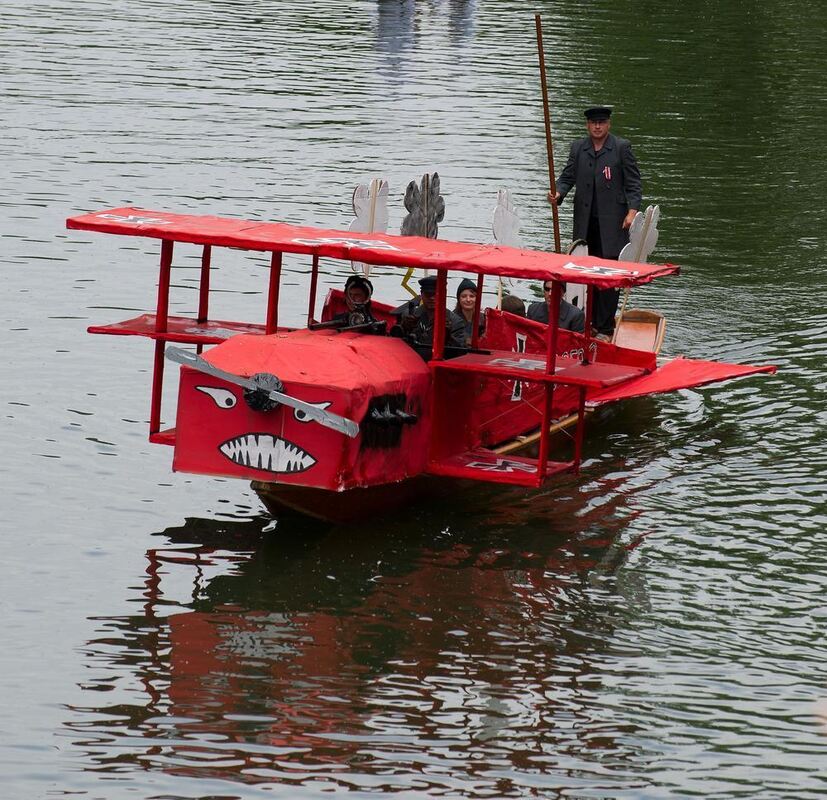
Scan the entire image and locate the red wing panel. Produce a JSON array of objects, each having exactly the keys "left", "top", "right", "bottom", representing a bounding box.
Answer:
[
  {"left": 589, "top": 357, "right": 777, "bottom": 404},
  {"left": 88, "top": 313, "right": 268, "bottom": 343},
  {"left": 427, "top": 448, "right": 573, "bottom": 487},
  {"left": 434, "top": 351, "right": 647, "bottom": 387},
  {"left": 67, "top": 207, "right": 679, "bottom": 289}
]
